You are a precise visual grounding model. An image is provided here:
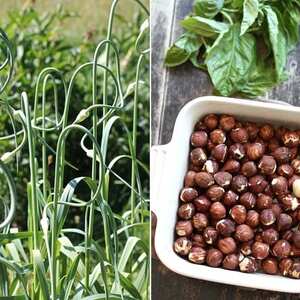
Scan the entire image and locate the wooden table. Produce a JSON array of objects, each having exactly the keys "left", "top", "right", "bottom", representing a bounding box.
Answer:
[{"left": 151, "top": 0, "right": 300, "bottom": 299}]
